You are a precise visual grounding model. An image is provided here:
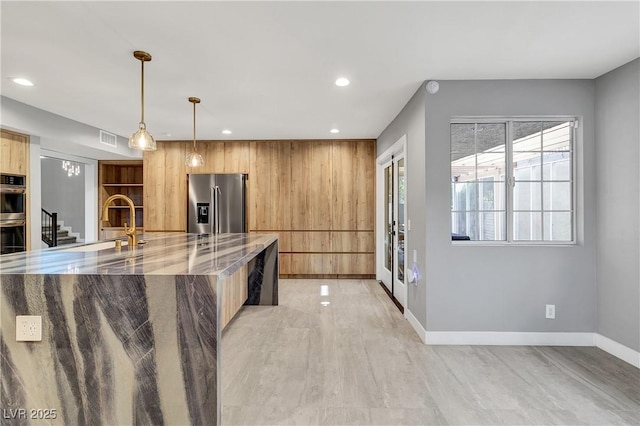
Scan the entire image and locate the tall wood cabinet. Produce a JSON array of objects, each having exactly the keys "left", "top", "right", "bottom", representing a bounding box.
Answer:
[{"left": 98, "top": 161, "right": 144, "bottom": 239}]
